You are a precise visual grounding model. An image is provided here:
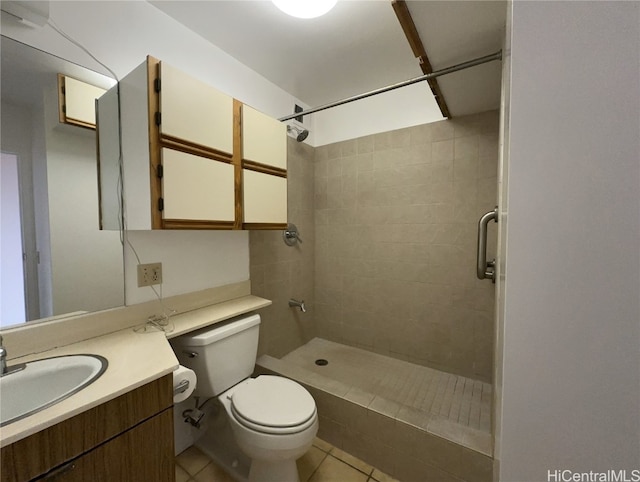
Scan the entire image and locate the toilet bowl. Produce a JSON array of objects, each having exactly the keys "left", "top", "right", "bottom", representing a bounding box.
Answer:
[
  {"left": 170, "top": 314, "right": 318, "bottom": 482},
  {"left": 219, "top": 376, "right": 318, "bottom": 481}
]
